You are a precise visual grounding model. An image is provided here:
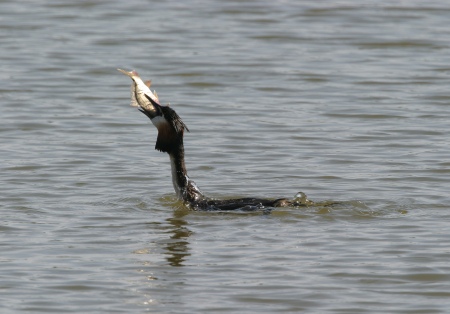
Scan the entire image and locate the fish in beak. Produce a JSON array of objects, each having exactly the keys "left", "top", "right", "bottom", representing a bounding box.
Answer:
[
  {"left": 118, "top": 69, "right": 189, "bottom": 153},
  {"left": 117, "top": 68, "right": 160, "bottom": 119}
]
